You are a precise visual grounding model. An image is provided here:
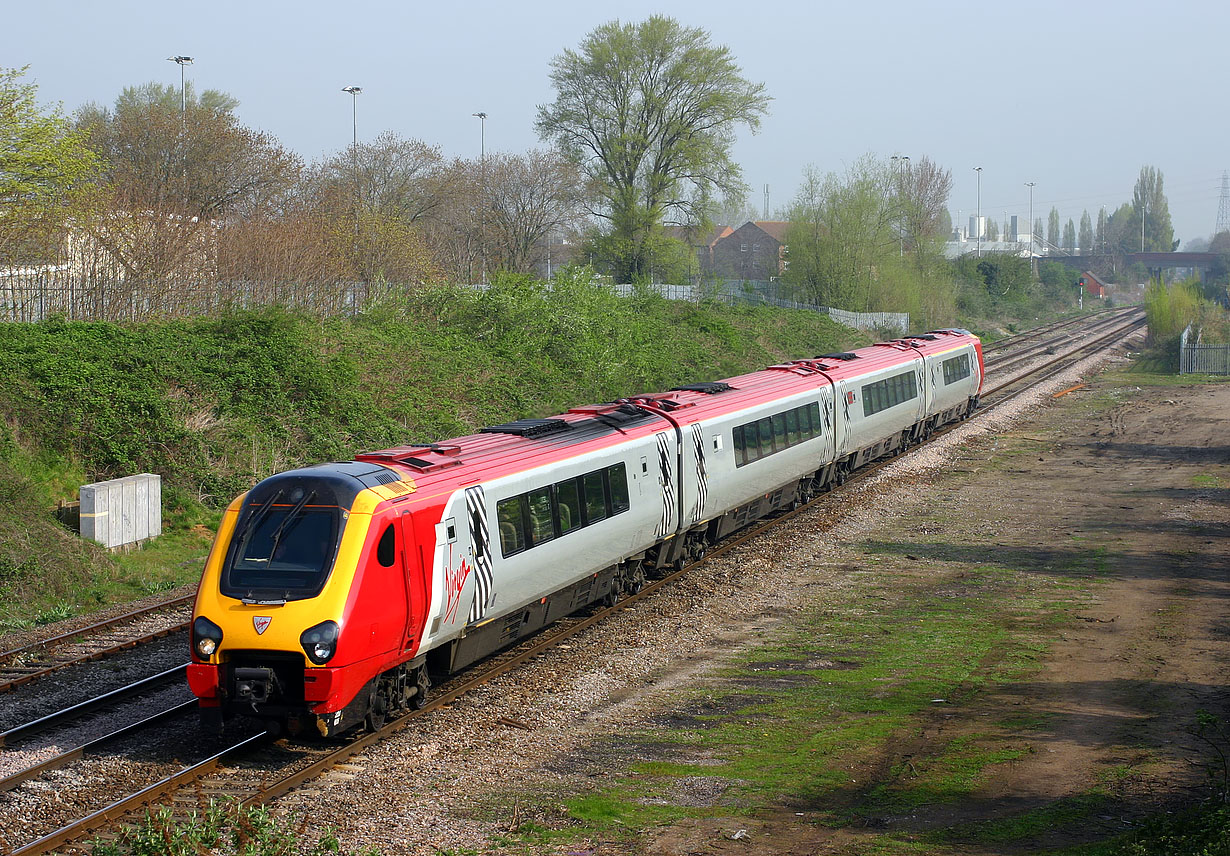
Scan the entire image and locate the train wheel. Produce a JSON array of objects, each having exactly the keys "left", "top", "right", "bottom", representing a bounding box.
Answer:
[
  {"left": 365, "top": 689, "right": 388, "bottom": 732},
  {"left": 408, "top": 667, "right": 431, "bottom": 710}
]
